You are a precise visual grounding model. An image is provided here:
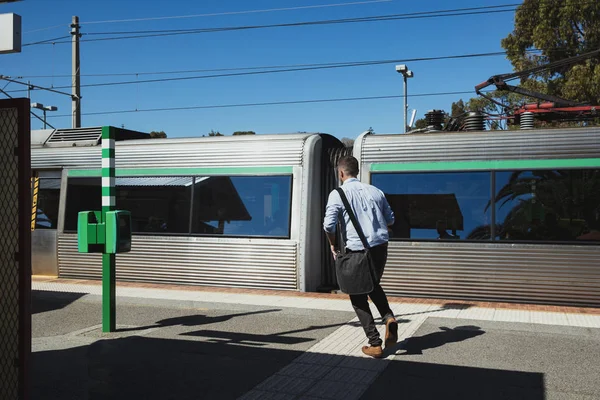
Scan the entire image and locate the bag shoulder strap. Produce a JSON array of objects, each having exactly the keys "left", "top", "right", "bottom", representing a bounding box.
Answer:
[{"left": 335, "top": 187, "right": 370, "bottom": 250}]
